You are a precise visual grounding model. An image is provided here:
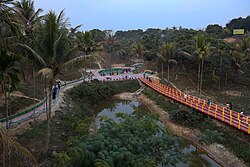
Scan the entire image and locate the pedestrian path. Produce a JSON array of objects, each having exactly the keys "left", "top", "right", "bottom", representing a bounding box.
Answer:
[
  {"left": 140, "top": 77, "right": 250, "bottom": 134},
  {"left": 0, "top": 73, "right": 142, "bottom": 128},
  {"left": 1, "top": 78, "right": 85, "bottom": 127}
]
